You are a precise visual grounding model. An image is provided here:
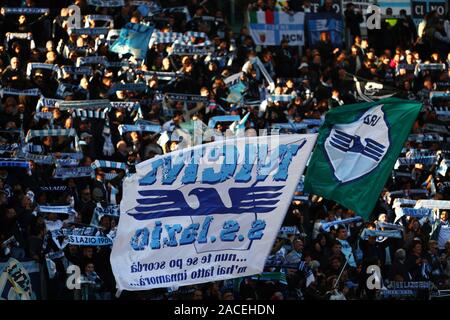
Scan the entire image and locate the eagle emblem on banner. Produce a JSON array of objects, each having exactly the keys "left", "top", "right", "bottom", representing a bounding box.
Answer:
[{"left": 324, "top": 104, "right": 390, "bottom": 183}]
